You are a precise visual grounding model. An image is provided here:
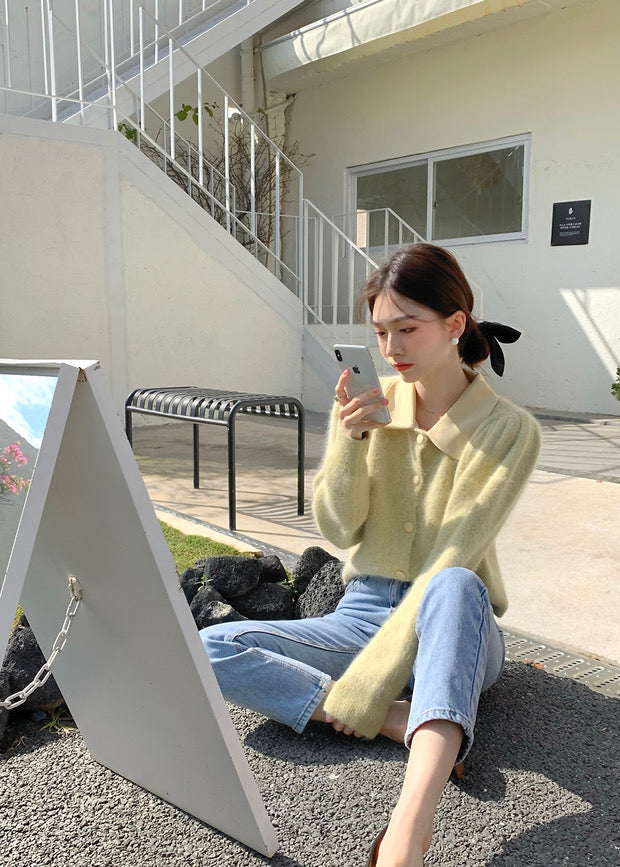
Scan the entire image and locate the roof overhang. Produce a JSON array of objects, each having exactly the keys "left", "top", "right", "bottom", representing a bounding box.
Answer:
[{"left": 260, "top": 0, "right": 585, "bottom": 91}]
